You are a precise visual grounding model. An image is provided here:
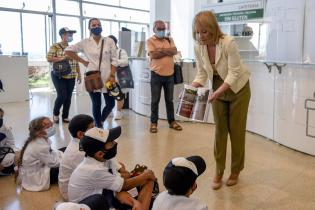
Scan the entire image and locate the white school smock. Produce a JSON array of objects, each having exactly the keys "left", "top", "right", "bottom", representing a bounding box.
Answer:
[
  {"left": 152, "top": 191, "right": 208, "bottom": 210},
  {"left": 0, "top": 124, "right": 15, "bottom": 167},
  {"left": 68, "top": 156, "right": 124, "bottom": 203},
  {"left": 21, "top": 138, "right": 63, "bottom": 191},
  {"left": 65, "top": 37, "right": 118, "bottom": 93},
  {"left": 58, "top": 137, "right": 85, "bottom": 201},
  {"left": 117, "top": 48, "right": 129, "bottom": 67}
]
